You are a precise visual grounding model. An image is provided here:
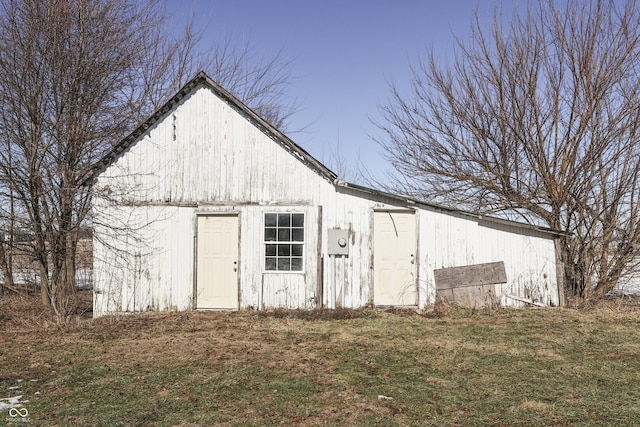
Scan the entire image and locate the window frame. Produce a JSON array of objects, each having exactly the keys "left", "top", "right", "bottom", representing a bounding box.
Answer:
[{"left": 263, "top": 212, "right": 305, "bottom": 272}]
